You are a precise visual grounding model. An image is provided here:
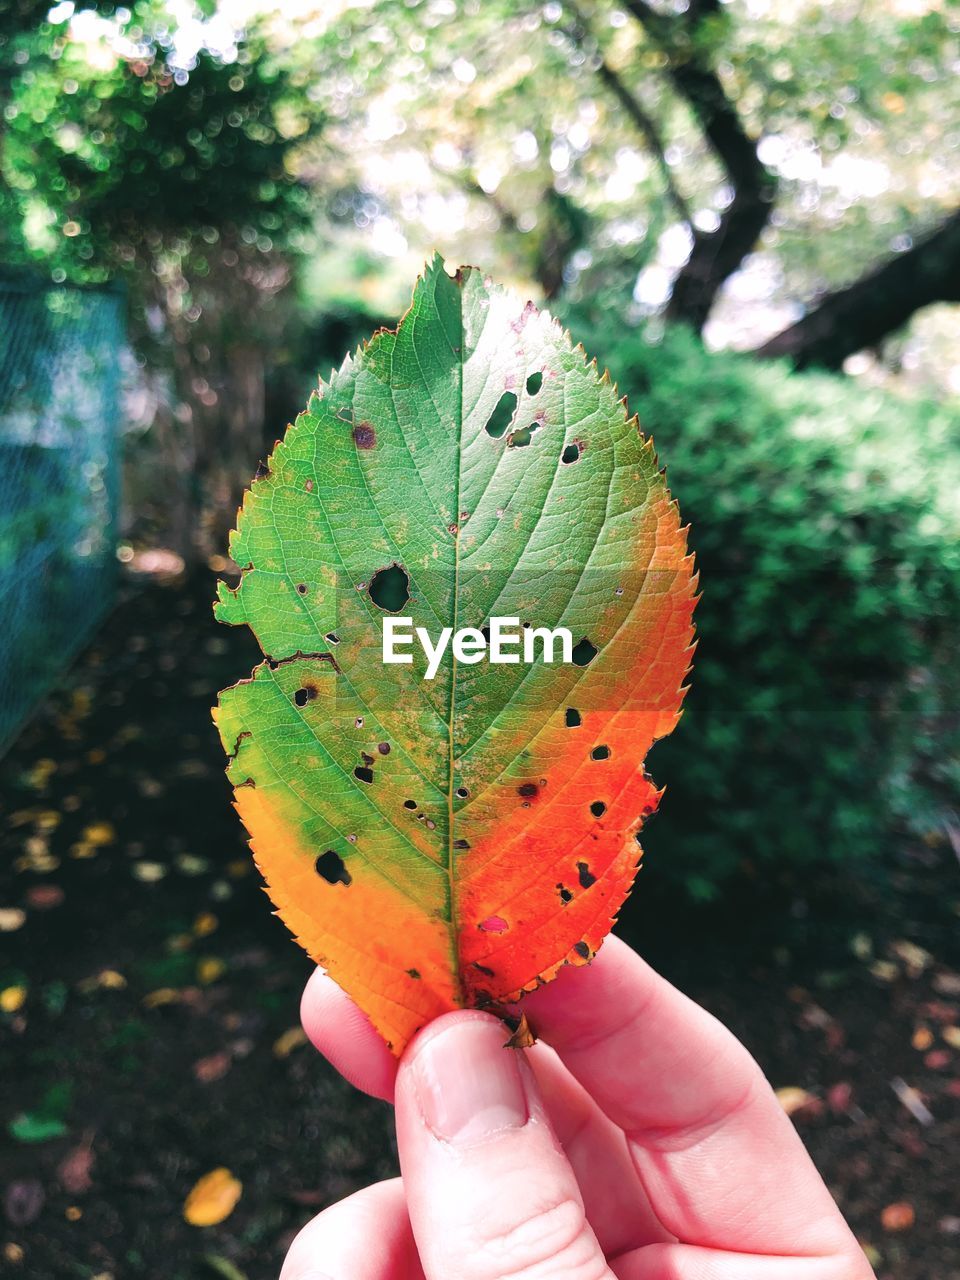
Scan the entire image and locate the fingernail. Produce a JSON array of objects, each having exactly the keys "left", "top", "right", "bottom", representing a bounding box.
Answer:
[{"left": 413, "top": 1018, "right": 528, "bottom": 1144}]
